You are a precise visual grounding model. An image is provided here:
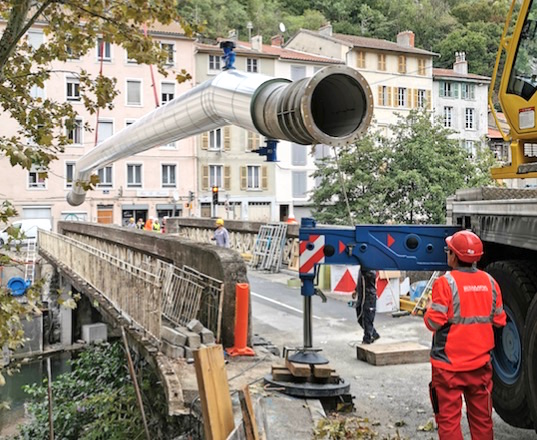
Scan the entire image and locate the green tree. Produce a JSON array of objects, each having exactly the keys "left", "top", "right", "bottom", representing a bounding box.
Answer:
[
  {"left": 16, "top": 342, "right": 185, "bottom": 439},
  {"left": 383, "top": 110, "right": 495, "bottom": 224},
  {"left": 310, "top": 110, "right": 496, "bottom": 226},
  {"left": 283, "top": 9, "right": 327, "bottom": 36},
  {"left": 310, "top": 133, "right": 391, "bottom": 225},
  {"left": 178, "top": 0, "right": 249, "bottom": 41},
  {"left": 0, "top": 0, "right": 191, "bottom": 386}
]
